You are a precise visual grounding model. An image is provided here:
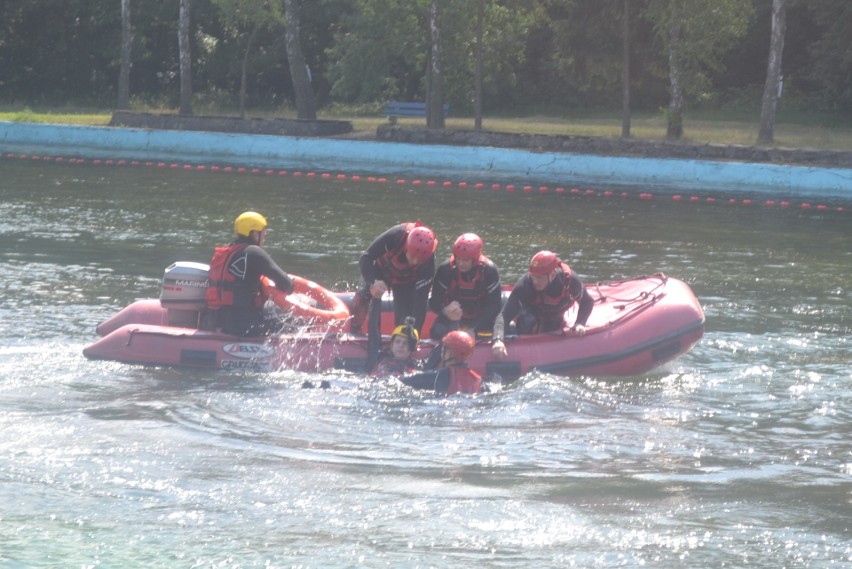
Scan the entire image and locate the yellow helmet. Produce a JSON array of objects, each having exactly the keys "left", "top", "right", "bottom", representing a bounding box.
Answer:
[
  {"left": 391, "top": 320, "right": 419, "bottom": 352},
  {"left": 234, "top": 211, "right": 268, "bottom": 237}
]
